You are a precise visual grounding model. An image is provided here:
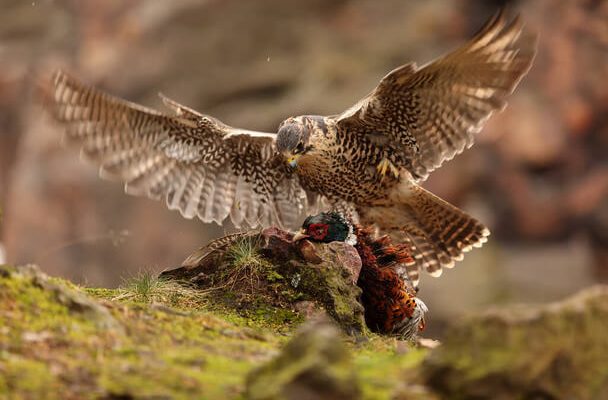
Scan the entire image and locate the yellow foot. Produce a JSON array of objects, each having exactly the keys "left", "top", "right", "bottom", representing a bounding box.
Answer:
[{"left": 376, "top": 158, "right": 400, "bottom": 180}]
